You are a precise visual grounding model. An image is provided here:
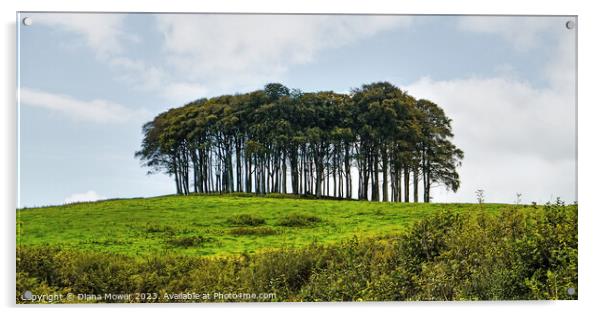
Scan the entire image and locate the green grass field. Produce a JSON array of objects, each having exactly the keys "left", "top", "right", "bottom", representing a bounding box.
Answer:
[{"left": 16, "top": 194, "right": 507, "bottom": 257}]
